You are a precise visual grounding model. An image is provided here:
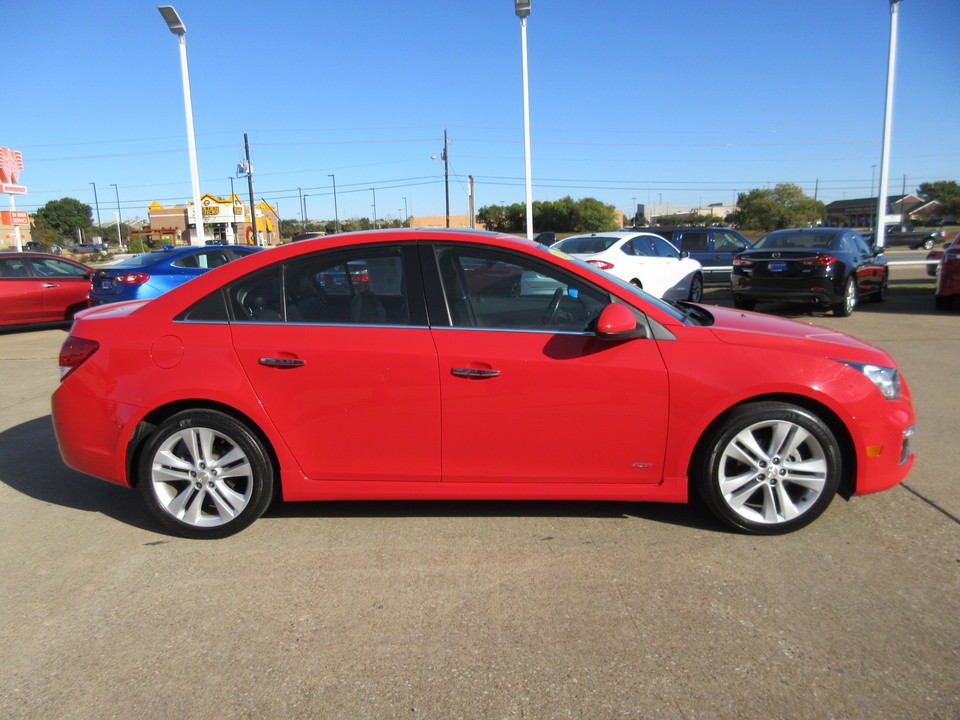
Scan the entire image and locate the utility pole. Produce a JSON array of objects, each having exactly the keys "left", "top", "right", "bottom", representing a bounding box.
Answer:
[
  {"left": 241, "top": 132, "right": 259, "bottom": 245},
  {"left": 442, "top": 128, "right": 450, "bottom": 228}
]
